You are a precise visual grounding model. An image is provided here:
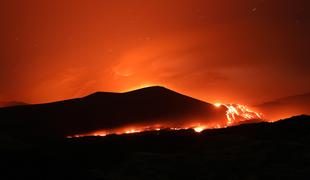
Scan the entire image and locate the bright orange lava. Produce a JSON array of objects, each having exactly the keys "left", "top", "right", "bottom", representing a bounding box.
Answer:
[
  {"left": 67, "top": 103, "right": 262, "bottom": 138},
  {"left": 220, "top": 104, "right": 262, "bottom": 125}
]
